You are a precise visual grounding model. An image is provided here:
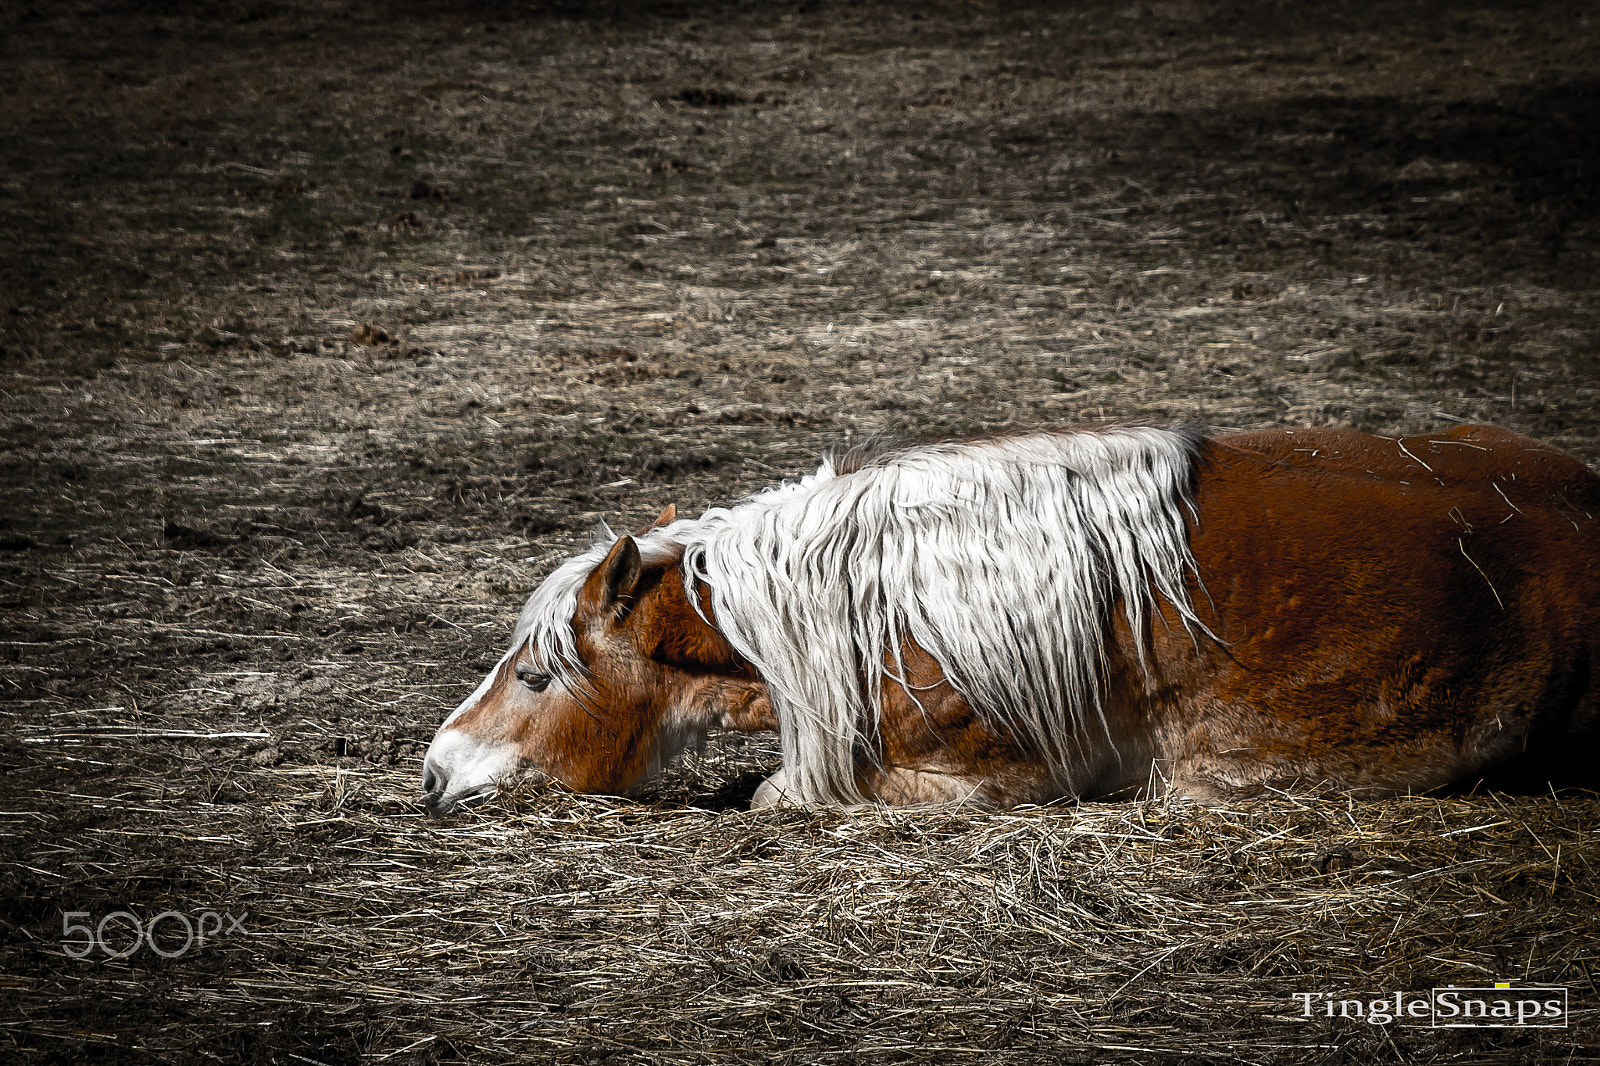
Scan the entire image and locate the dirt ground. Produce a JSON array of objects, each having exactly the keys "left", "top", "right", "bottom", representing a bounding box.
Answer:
[{"left": 2, "top": 1, "right": 1598, "bottom": 1063}]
